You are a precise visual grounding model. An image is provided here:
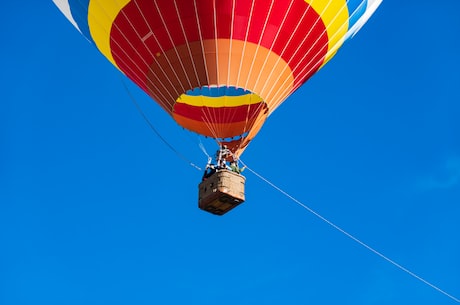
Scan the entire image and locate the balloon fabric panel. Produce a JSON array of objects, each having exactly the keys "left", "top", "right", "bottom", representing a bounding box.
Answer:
[{"left": 53, "top": 0, "right": 380, "bottom": 157}]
